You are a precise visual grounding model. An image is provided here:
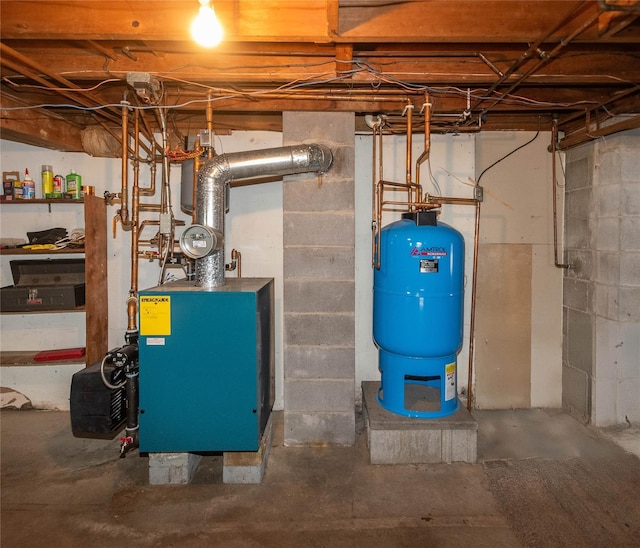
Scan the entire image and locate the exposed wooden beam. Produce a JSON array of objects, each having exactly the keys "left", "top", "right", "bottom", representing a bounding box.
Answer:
[{"left": 0, "top": 93, "right": 84, "bottom": 151}]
